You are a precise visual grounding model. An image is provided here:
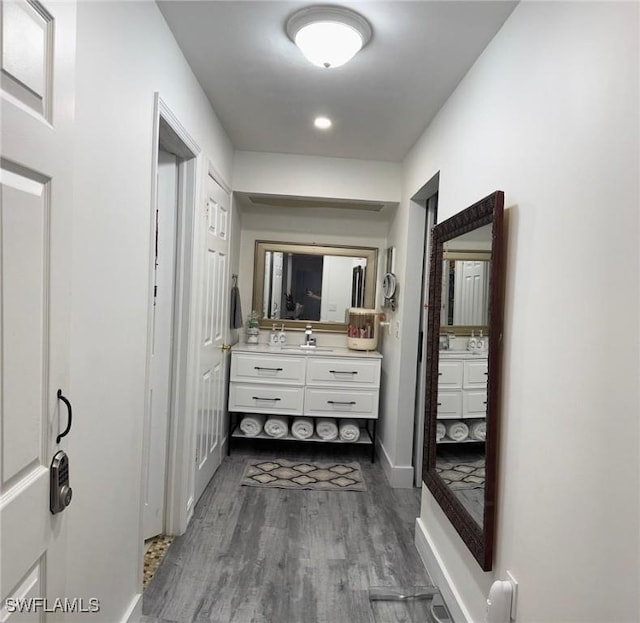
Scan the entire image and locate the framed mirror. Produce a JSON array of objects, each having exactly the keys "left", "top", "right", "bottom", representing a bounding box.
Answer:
[
  {"left": 422, "top": 191, "right": 505, "bottom": 571},
  {"left": 252, "top": 241, "right": 378, "bottom": 331}
]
